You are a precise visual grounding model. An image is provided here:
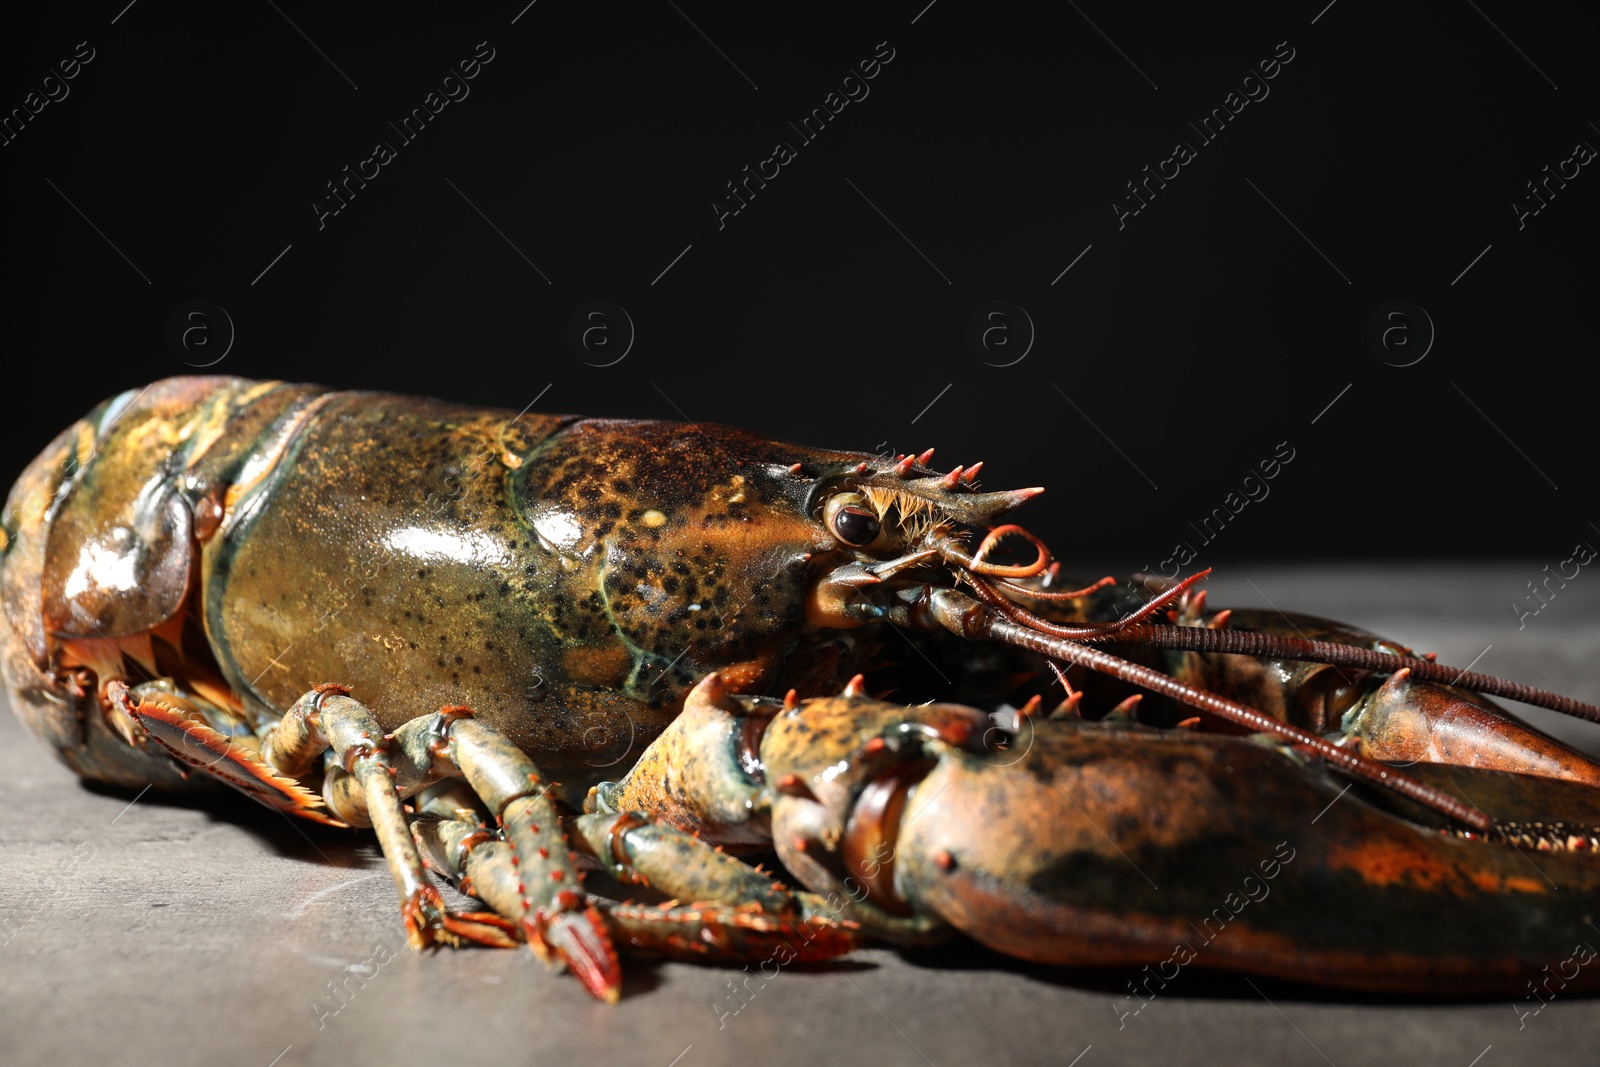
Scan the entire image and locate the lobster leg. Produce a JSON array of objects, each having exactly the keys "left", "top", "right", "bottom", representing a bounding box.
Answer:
[
  {"left": 261, "top": 686, "right": 624, "bottom": 1000},
  {"left": 107, "top": 680, "right": 344, "bottom": 825},
  {"left": 409, "top": 781, "right": 524, "bottom": 919},
  {"left": 255, "top": 686, "right": 520, "bottom": 951},
  {"left": 565, "top": 811, "right": 797, "bottom": 912},
  {"left": 415, "top": 807, "right": 859, "bottom": 967}
]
